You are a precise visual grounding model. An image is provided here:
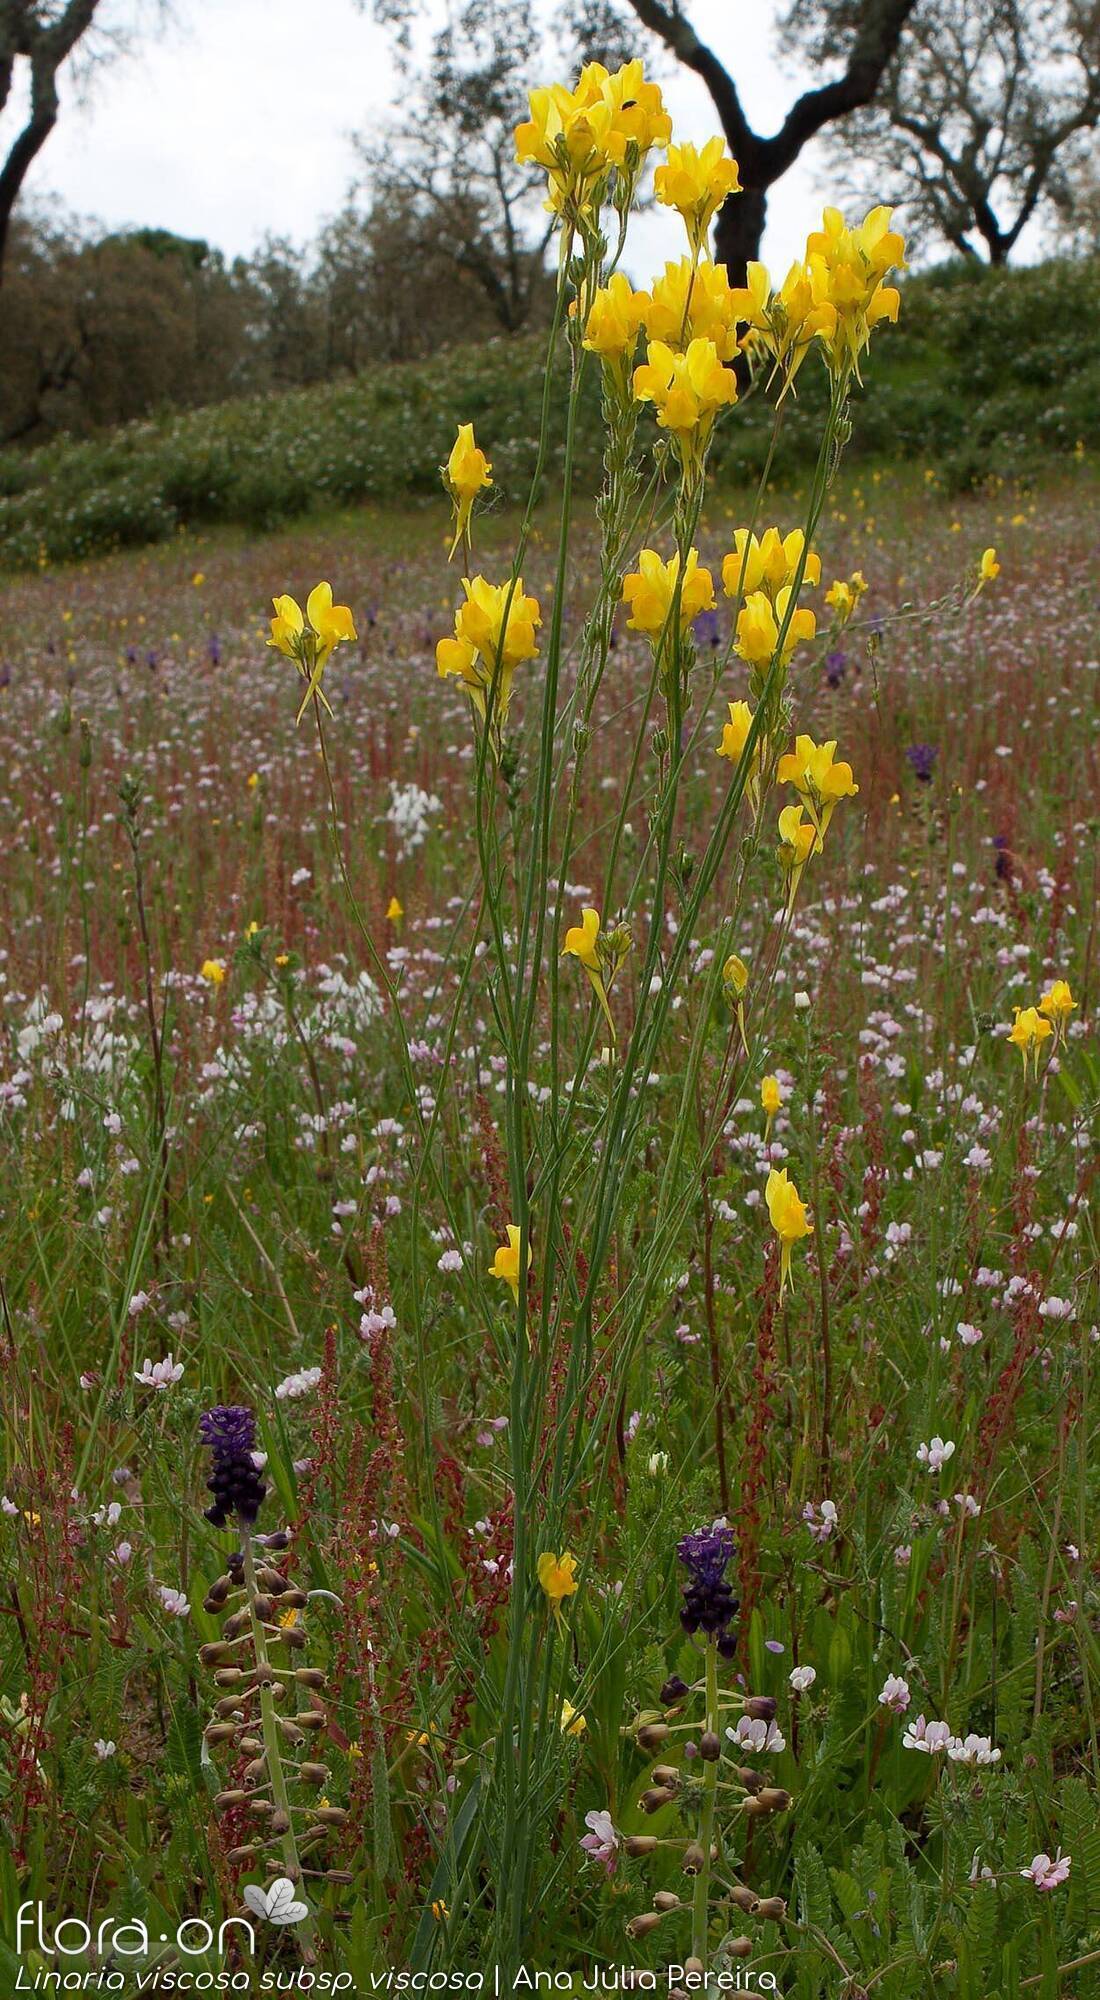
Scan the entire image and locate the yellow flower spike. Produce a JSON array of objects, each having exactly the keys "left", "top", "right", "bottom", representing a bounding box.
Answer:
[
  {"left": 716, "top": 699, "right": 766, "bottom": 814},
  {"left": 436, "top": 575, "right": 541, "bottom": 749},
  {"left": 538, "top": 1549, "right": 579, "bottom": 1623},
  {"left": 722, "top": 527, "right": 820, "bottom": 604},
  {"left": 489, "top": 1223, "right": 531, "bottom": 1305},
  {"left": 654, "top": 137, "right": 741, "bottom": 255},
  {"left": 582, "top": 272, "right": 650, "bottom": 367},
  {"left": 560, "top": 1699, "right": 587, "bottom": 1738},
  {"left": 444, "top": 423, "right": 493, "bottom": 561},
  {"left": 643, "top": 257, "right": 741, "bottom": 361},
  {"left": 734, "top": 587, "right": 816, "bottom": 668},
  {"left": 777, "top": 802, "right": 817, "bottom": 911},
  {"left": 804, "top": 204, "right": 905, "bottom": 382},
  {"left": 515, "top": 62, "right": 669, "bottom": 217},
  {"left": 632, "top": 336, "right": 737, "bottom": 483},
  {"left": 621, "top": 547, "right": 715, "bottom": 639},
  {"left": 200, "top": 959, "right": 226, "bottom": 986},
  {"left": 1007, "top": 1006, "right": 1053, "bottom": 1077},
  {"left": 728, "top": 259, "right": 836, "bottom": 392},
  {"left": 761, "top": 1073, "right": 783, "bottom": 1141},
  {"left": 1038, "top": 980, "right": 1076, "bottom": 1043},
  {"left": 777, "top": 733, "right": 859, "bottom": 849},
  {"left": 766, "top": 1166, "right": 812, "bottom": 1300}
]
